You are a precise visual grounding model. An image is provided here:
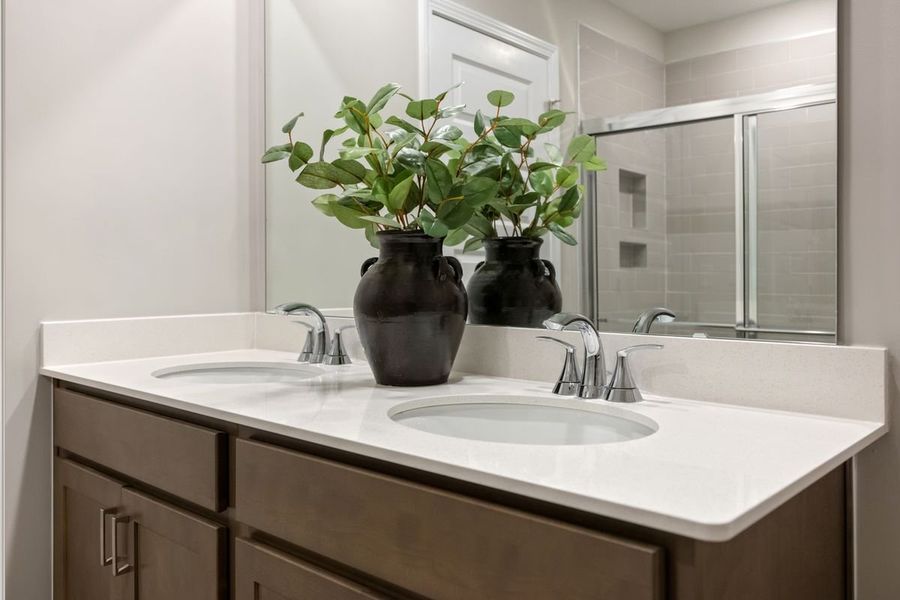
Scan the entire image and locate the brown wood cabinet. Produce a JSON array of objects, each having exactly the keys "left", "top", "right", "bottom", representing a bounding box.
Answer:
[
  {"left": 235, "top": 538, "right": 387, "bottom": 600},
  {"left": 54, "top": 455, "right": 225, "bottom": 600},
  {"left": 52, "top": 382, "right": 850, "bottom": 600}
]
